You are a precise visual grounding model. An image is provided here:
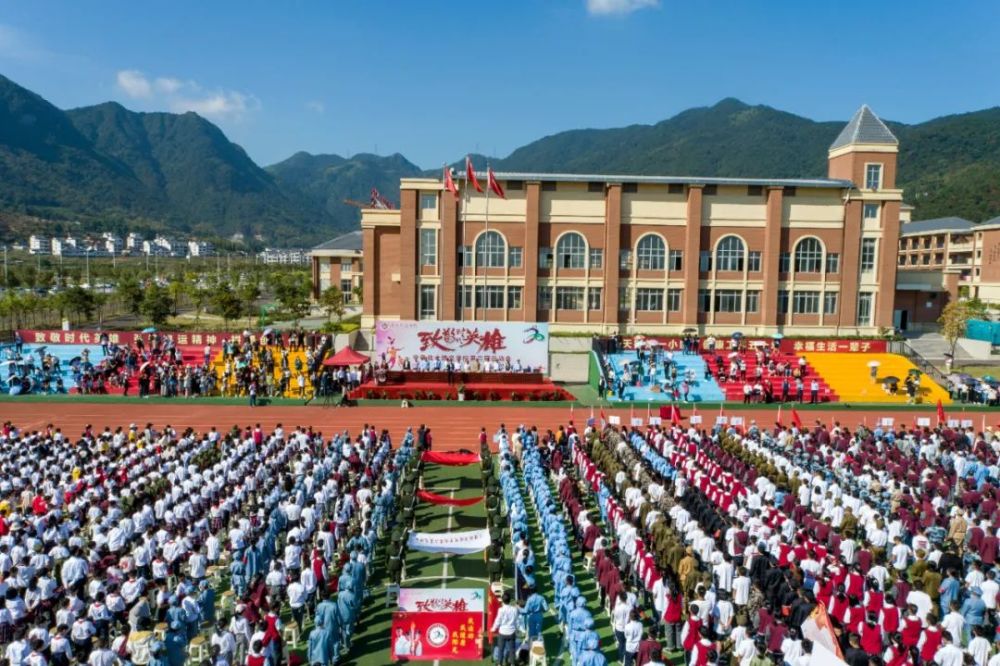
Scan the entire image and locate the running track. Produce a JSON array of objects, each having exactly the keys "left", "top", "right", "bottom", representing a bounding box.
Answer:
[{"left": 2, "top": 402, "right": 993, "bottom": 450}]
